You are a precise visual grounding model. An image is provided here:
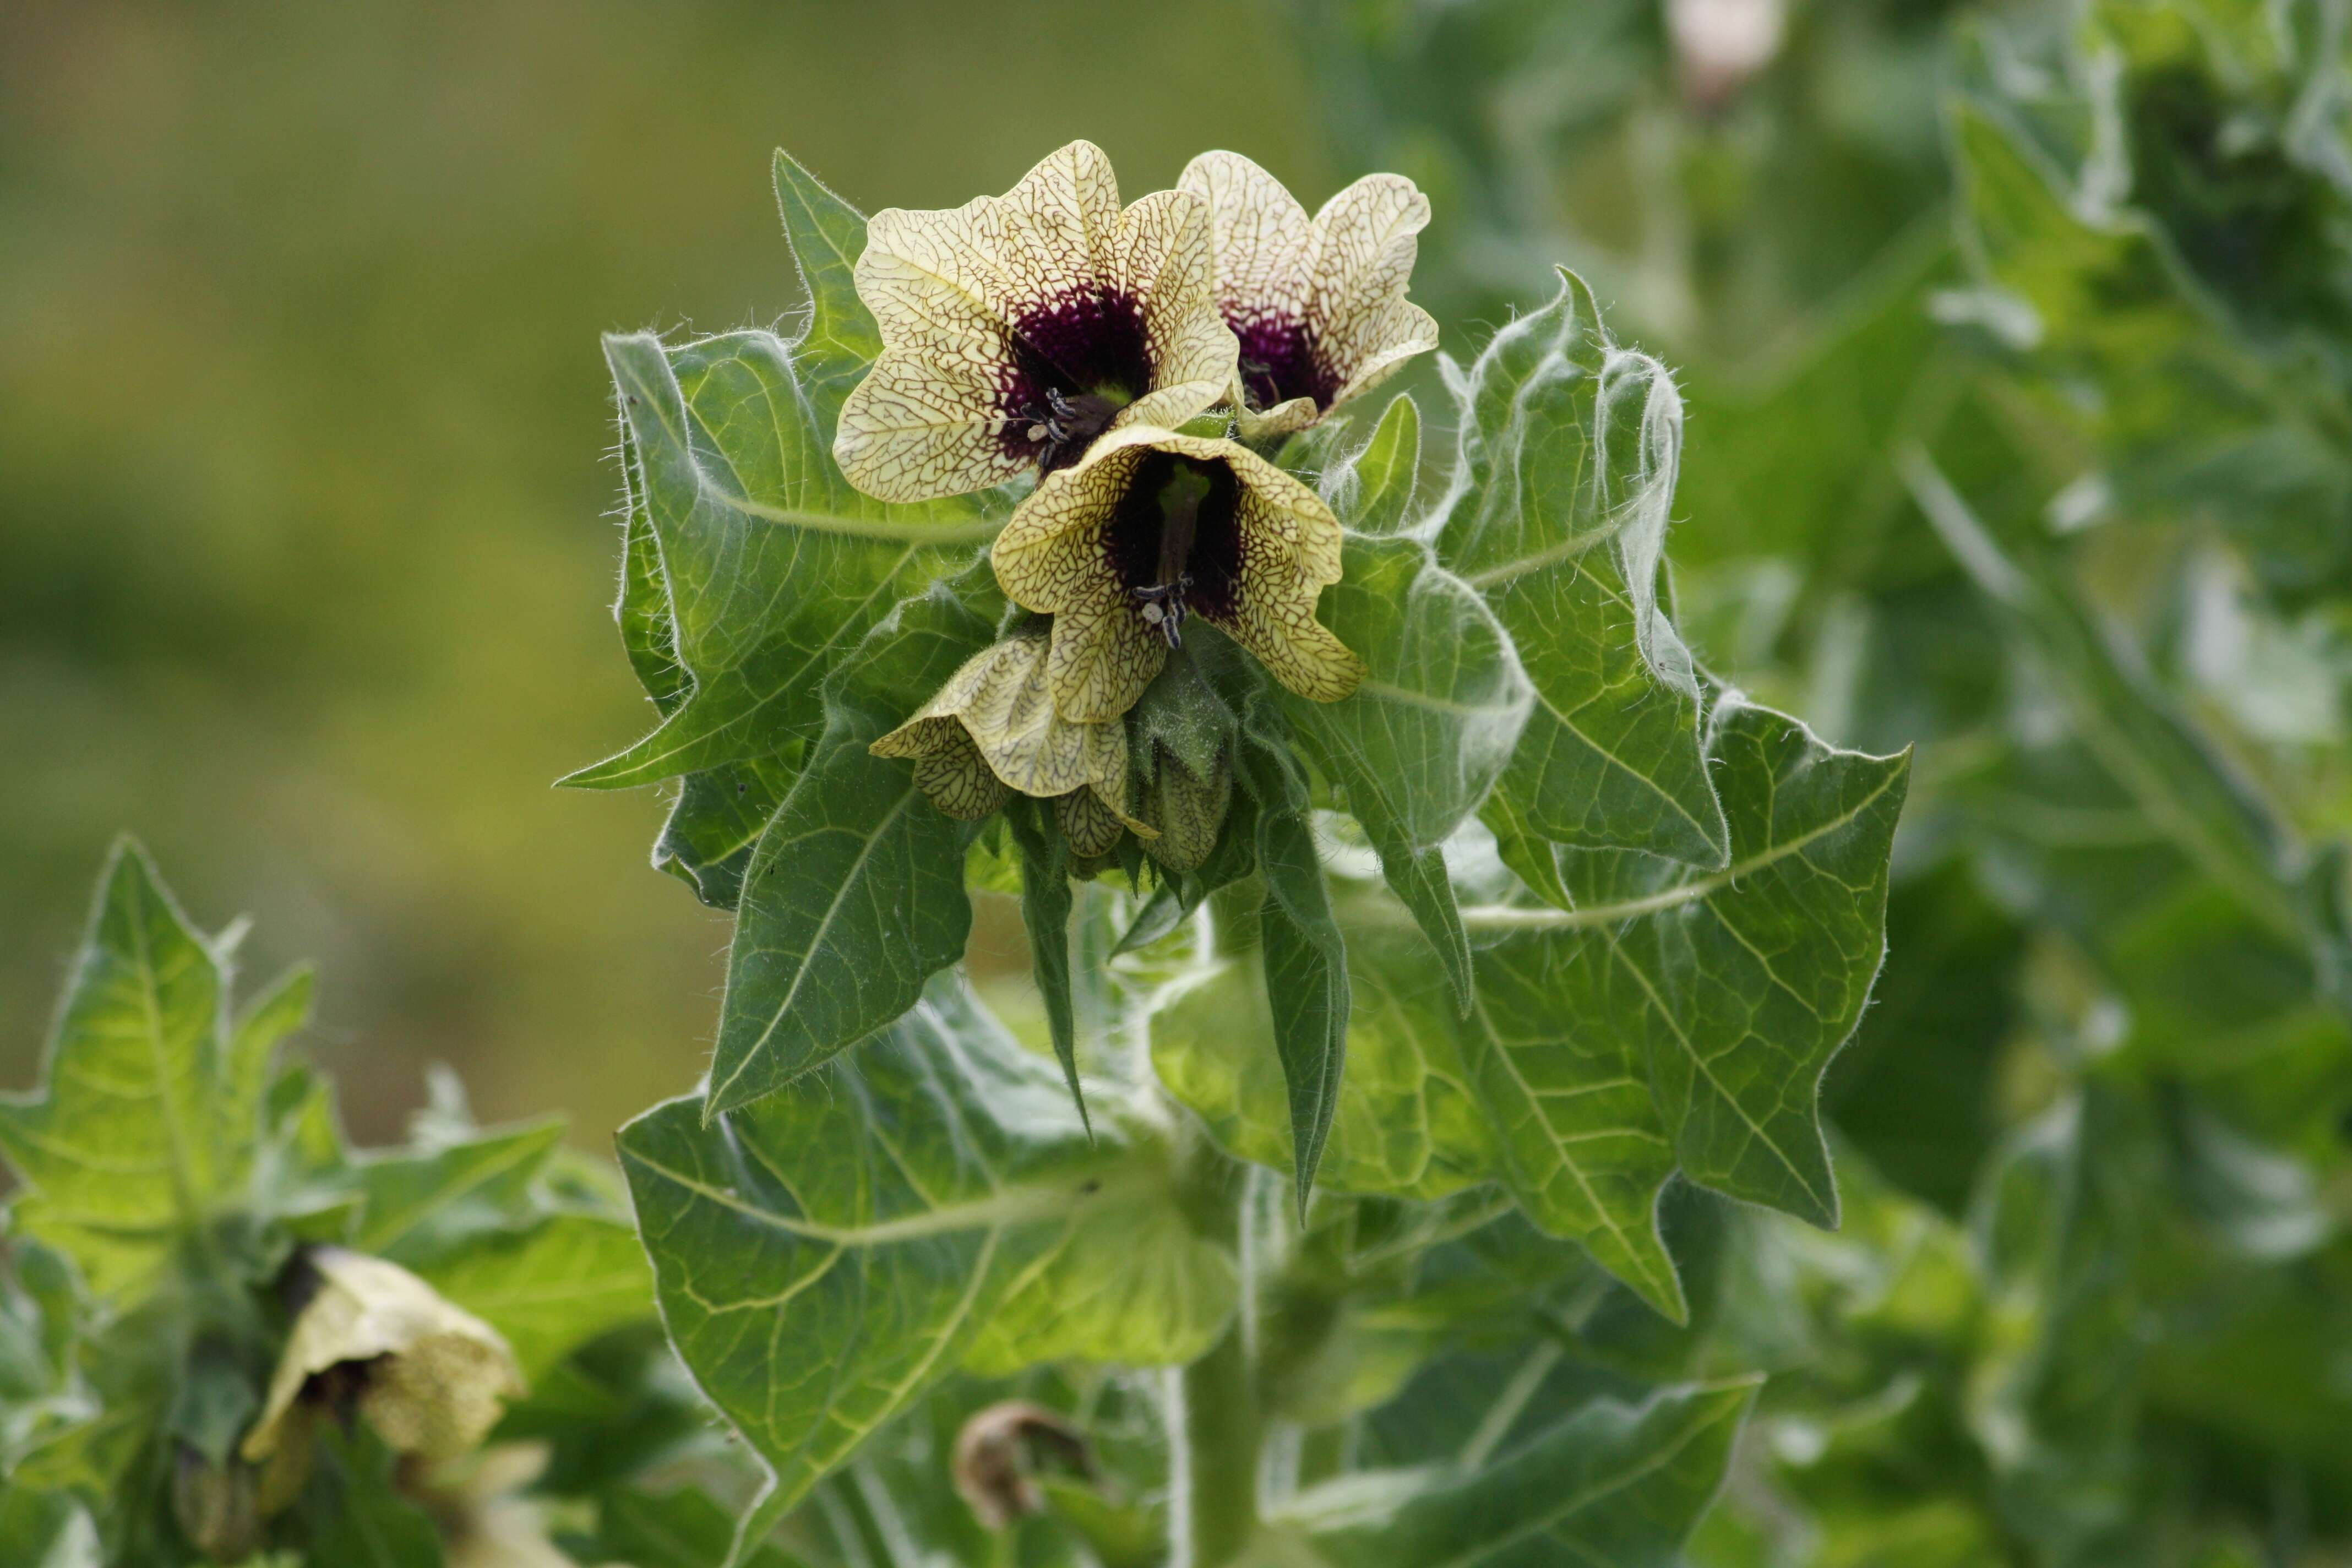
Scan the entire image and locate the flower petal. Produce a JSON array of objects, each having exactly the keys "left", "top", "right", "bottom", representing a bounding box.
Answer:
[
  {"left": 1179, "top": 151, "right": 1315, "bottom": 345},
  {"left": 1043, "top": 597, "right": 1169, "bottom": 726},
  {"left": 835, "top": 334, "right": 1033, "bottom": 503},
  {"left": 959, "top": 630, "right": 1135, "bottom": 795},
  {"left": 914, "top": 734, "right": 1011, "bottom": 821},
  {"left": 1202, "top": 447, "right": 1364, "bottom": 704},
  {"left": 837, "top": 143, "right": 1235, "bottom": 502},
  {"left": 243, "top": 1248, "right": 524, "bottom": 1466},
  {"left": 1304, "top": 173, "right": 1433, "bottom": 364},
  {"left": 1321, "top": 296, "right": 1440, "bottom": 414},
  {"left": 1180, "top": 153, "right": 1437, "bottom": 429},
  {"left": 991, "top": 439, "right": 1147, "bottom": 614},
  {"left": 1058, "top": 787, "right": 1128, "bottom": 858},
  {"left": 1108, "top": 187, "right": 1234, "bottom": 434}
]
